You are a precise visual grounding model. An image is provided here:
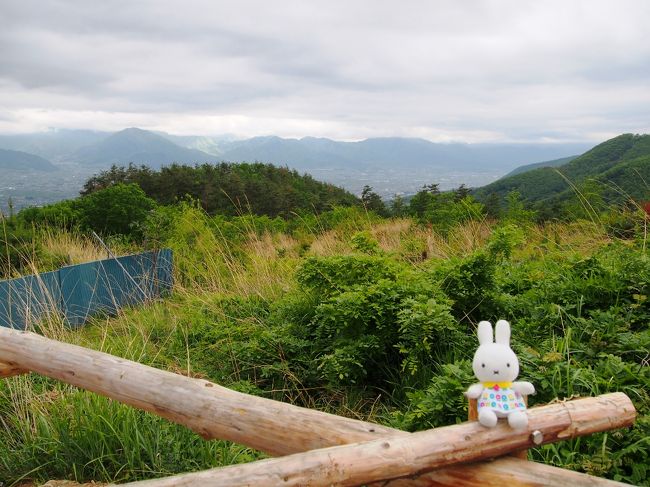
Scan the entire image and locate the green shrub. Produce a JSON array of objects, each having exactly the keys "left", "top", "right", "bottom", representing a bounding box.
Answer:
[
  {"left": 291, "top": 254, "right": 461, "bottom": 389},
  {"left": 392, "top": 361, "right": 474, "bottom": 430},
  {"left": 76, "top": 183, "right": 157, "bottom": 238}
]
